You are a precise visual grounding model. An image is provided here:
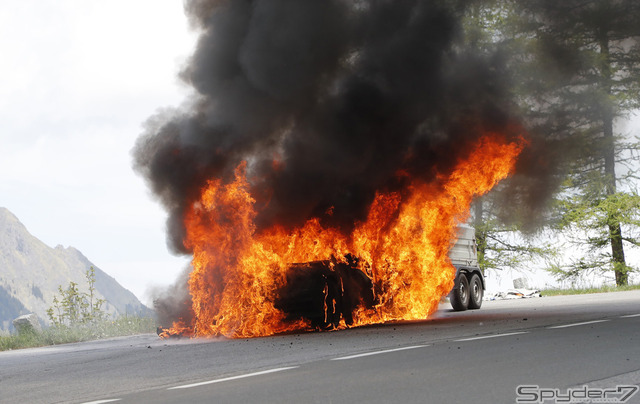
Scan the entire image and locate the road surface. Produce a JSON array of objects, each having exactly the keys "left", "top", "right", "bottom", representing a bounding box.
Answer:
[{"left": 1, "top": 290, "right": 639, "bottom": 404}]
